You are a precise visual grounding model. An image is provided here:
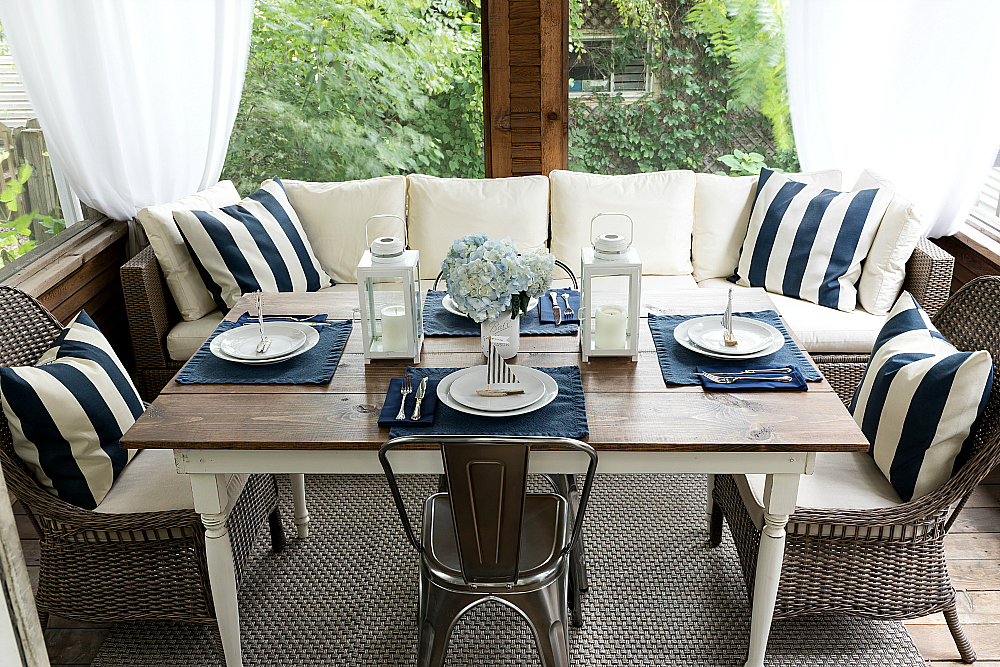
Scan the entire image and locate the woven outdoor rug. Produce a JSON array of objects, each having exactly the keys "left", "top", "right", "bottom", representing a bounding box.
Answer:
[{"left": 92, "top": 474, "right": 924, "bottom": 666}]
